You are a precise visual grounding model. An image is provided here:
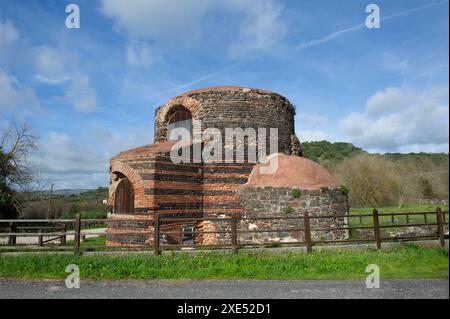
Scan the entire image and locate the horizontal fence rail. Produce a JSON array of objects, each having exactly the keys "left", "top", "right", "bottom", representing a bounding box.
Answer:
[{"left": 0, "top": 208, "right": 448, "bottom": 255}]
